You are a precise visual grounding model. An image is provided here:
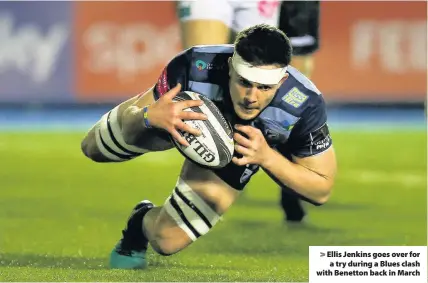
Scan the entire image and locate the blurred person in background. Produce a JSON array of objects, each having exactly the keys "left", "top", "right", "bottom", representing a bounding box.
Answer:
[
  {"left": 279, "top": 1, "right": 320, "bottom": 79},
  {"left": 277, "top": 1, "right": 321, "bottom": 222},
  {"left": 177, "top": 0, "right": 321, "bottom": 223},
  {"left": 177, "top": 0, "right": 281, "bottom": 48}
]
